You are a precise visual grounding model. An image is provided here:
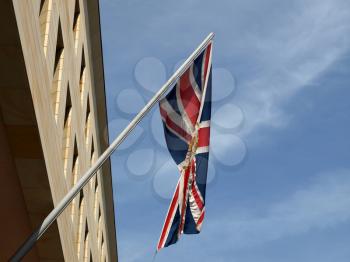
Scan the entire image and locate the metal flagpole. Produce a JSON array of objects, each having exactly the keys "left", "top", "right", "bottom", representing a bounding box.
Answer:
[{"left": 11, "top": 32, "right": 214, "bottom": 261}]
